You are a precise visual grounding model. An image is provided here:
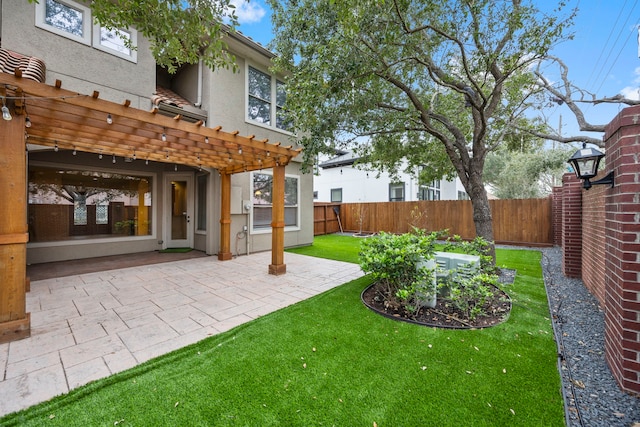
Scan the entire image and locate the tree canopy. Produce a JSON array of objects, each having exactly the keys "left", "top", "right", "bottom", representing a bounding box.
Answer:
[
  {"left": 70, "top": 0, "right": 240, "bottom": 73},
  {"left": 267, "top": 0, "right": 575, "bottom": 254}
]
